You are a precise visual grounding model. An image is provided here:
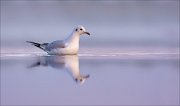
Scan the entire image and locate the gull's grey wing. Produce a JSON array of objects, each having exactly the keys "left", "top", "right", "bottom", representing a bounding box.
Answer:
[{"left": 46, "top": 40, "right": 67, "bottom": 51}]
